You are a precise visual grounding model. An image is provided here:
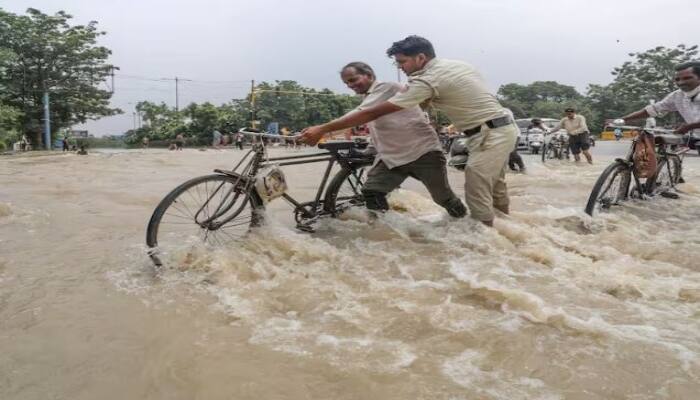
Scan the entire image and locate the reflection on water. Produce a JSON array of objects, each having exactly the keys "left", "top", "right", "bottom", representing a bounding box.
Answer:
[{"left": 1, "top": 145, "right": 700, "bottom": 399}]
